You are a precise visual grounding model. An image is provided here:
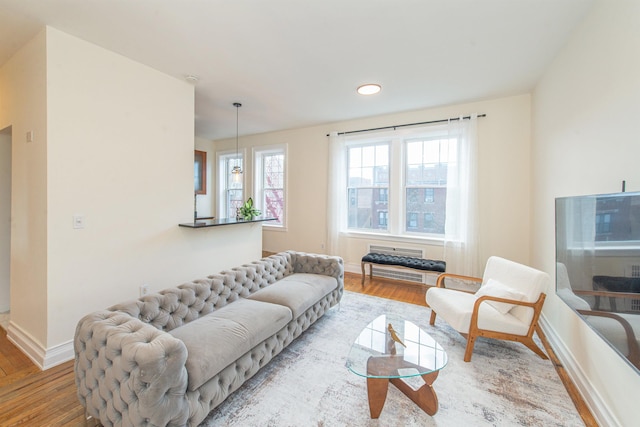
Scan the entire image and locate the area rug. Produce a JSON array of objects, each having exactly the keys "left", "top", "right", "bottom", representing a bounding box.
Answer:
[{"left": 200, "top": 291, "right": 583, "bottom": 426}]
